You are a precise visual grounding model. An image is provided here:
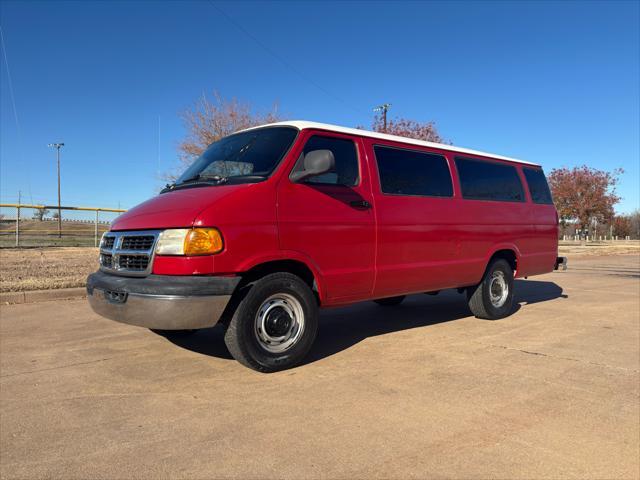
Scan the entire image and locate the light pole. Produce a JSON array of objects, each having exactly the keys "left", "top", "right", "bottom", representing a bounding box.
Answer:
[
  {"left": 48, "top": 142, "right": 64, "bottom": 238},
  {"left": 374, "top": 103, "right": 392, "bottom": 132}
]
